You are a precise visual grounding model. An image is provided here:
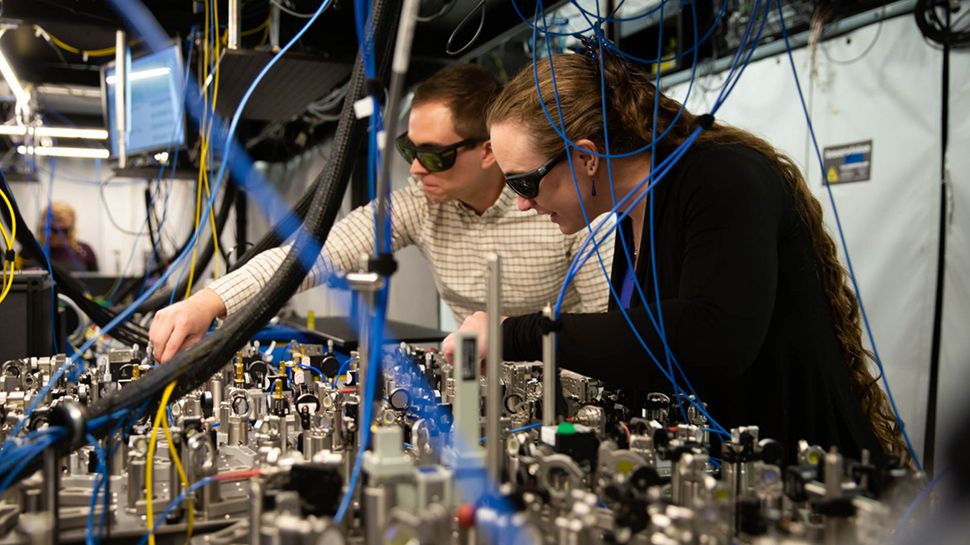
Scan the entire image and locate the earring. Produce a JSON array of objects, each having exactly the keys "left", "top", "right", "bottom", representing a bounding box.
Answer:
[{"left": 591, "top": 176, "right": 597, "bottom": 197}]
